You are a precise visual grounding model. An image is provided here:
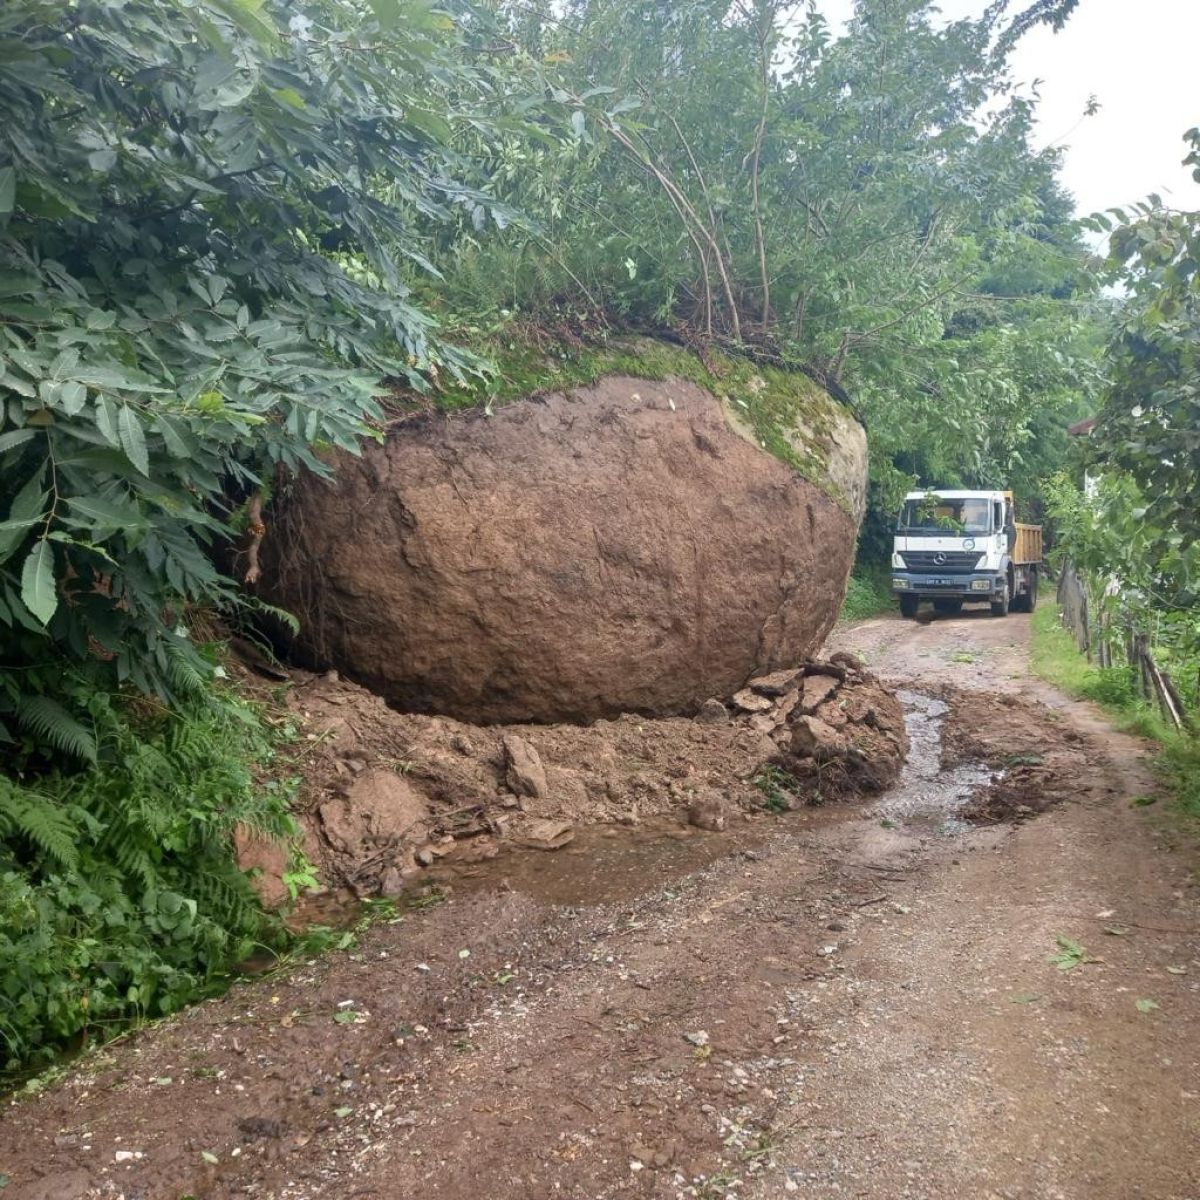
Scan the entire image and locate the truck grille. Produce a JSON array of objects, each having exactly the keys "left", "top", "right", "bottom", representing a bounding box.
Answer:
[{"left": 900, "top": 550, "right": 983, "bottom": 574}]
